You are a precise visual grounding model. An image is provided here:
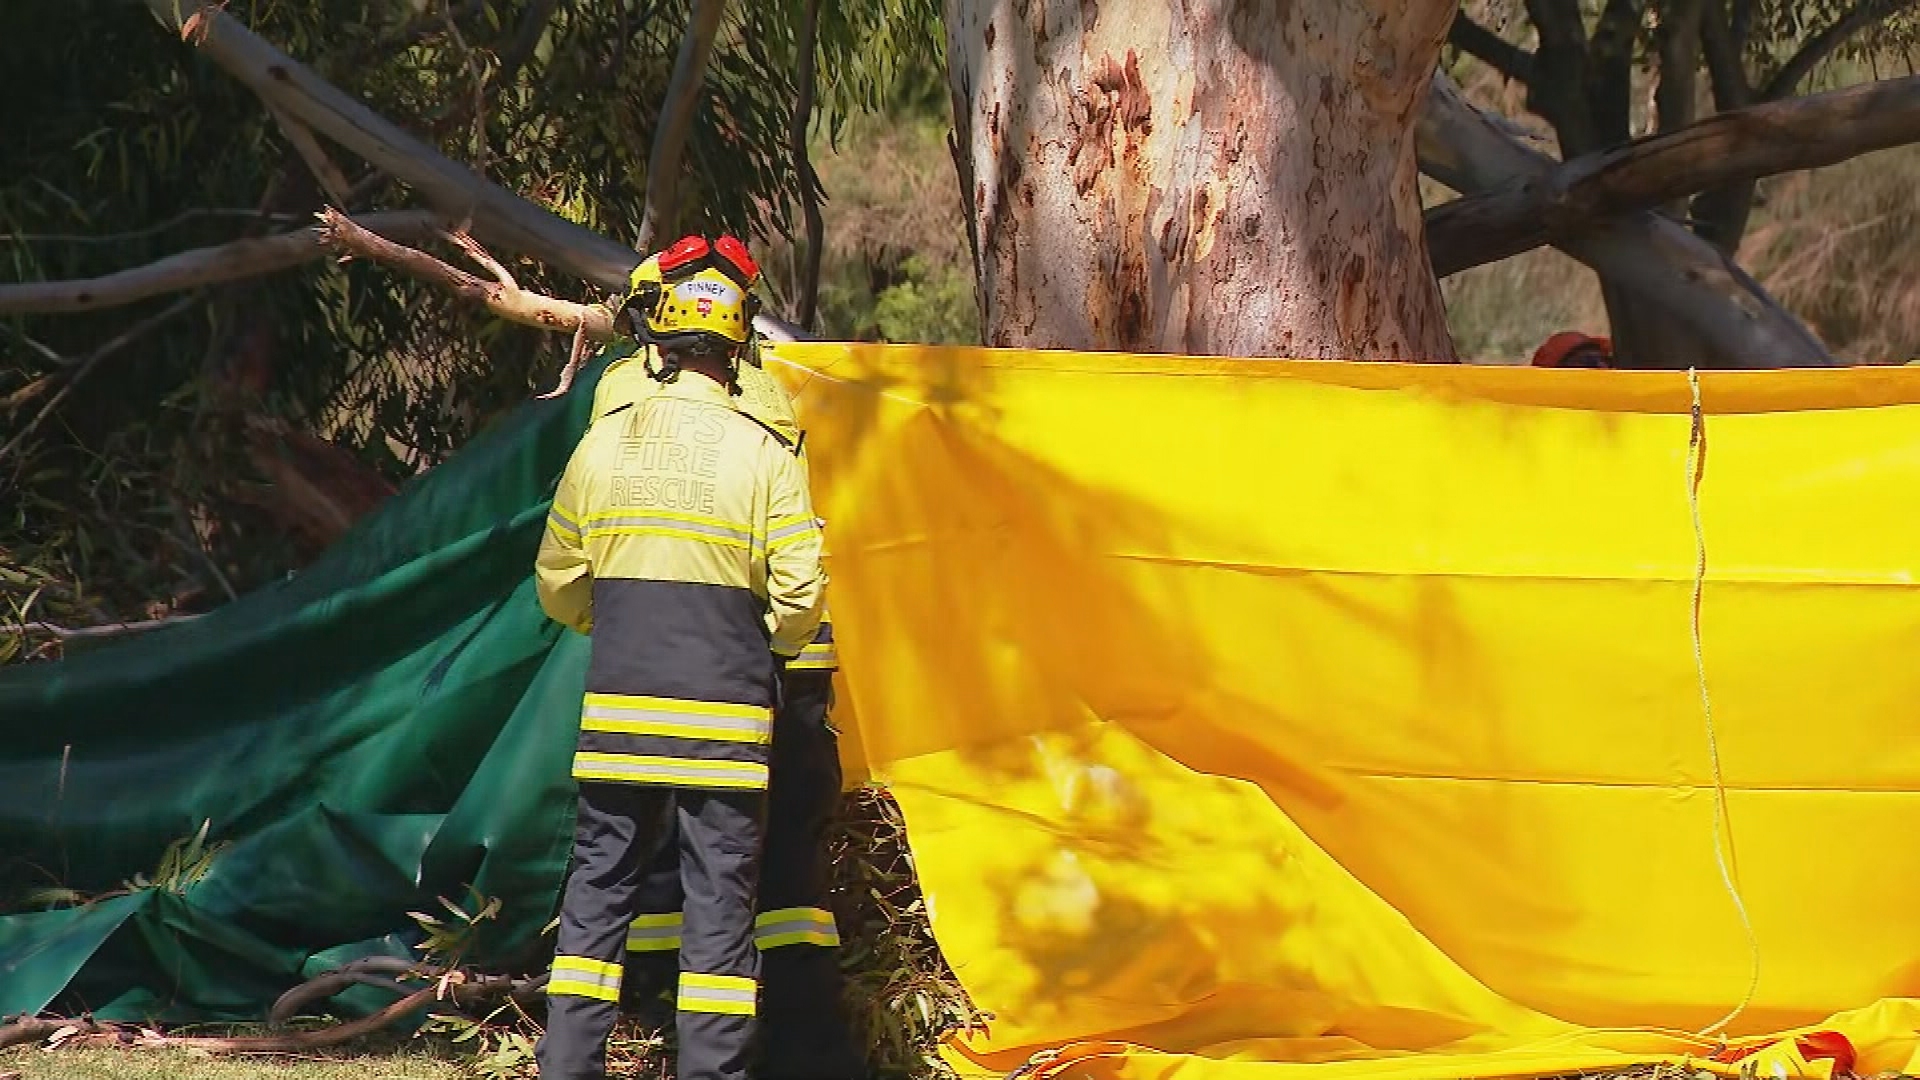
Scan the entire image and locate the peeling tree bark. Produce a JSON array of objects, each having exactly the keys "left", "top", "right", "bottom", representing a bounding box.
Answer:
[{"left": 946, "top": 0, "right": 1459, "bottom": 360}]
